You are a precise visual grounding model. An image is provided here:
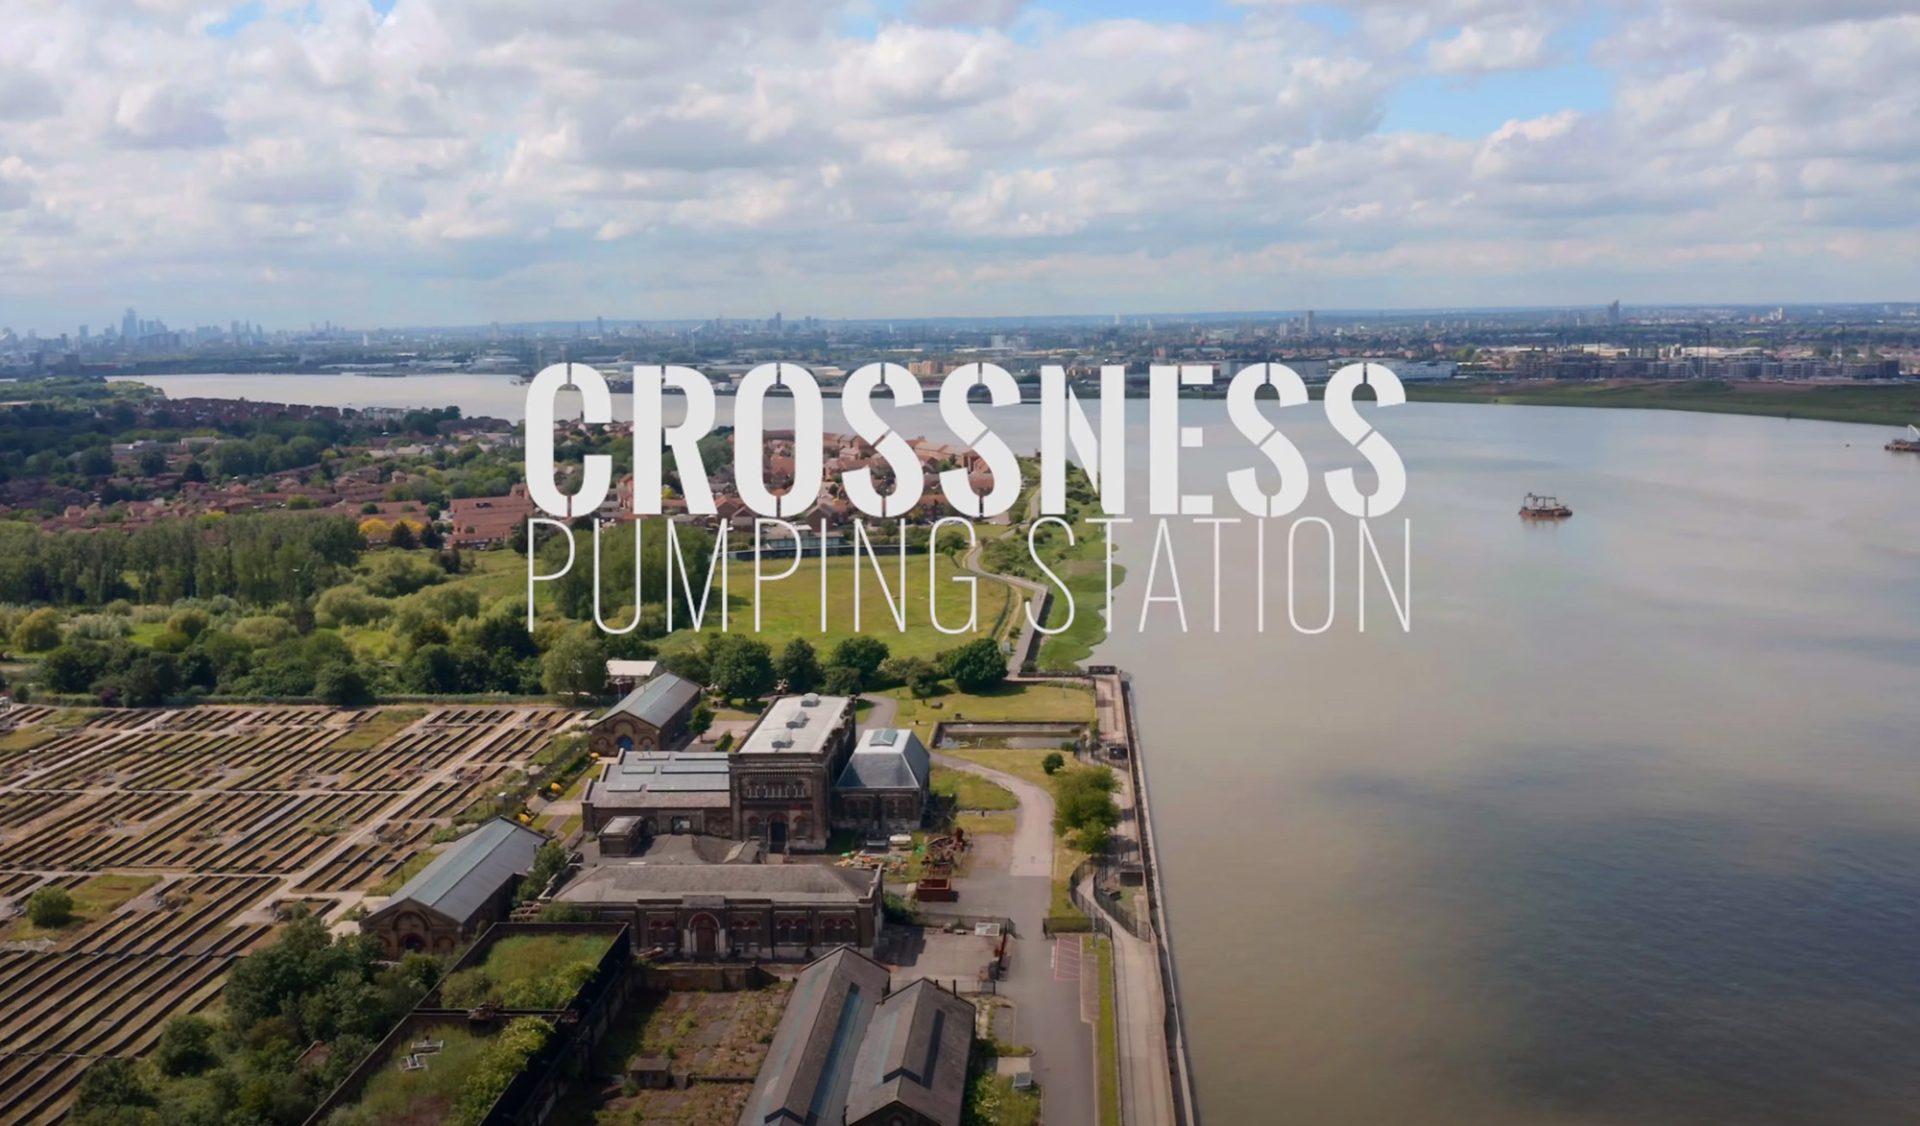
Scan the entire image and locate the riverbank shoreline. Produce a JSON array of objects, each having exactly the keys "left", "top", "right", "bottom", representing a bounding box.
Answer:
[{"left": 1404, "top": 377, "right": 1920, "bottom": 427}]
